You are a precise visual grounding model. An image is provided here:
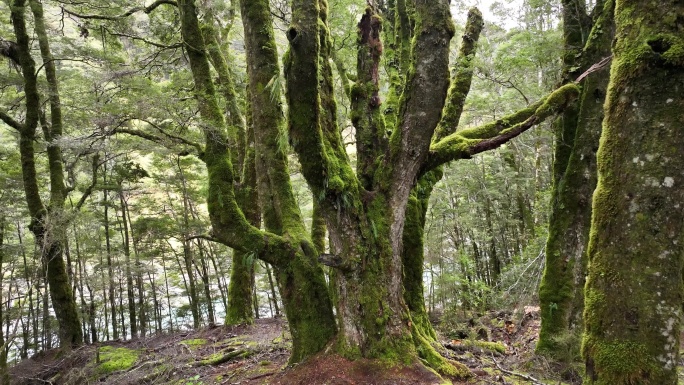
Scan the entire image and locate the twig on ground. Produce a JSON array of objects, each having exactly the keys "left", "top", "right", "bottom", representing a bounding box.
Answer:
[
  {"left": 247, "top": 371, "right": 277, "bottom": 381},
  {"left": 491, "top": 354, "right": 549, "bottom": 385}
]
